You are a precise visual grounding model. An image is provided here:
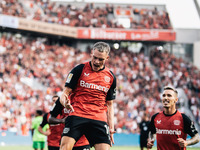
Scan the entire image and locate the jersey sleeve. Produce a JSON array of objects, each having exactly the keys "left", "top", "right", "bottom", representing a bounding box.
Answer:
[
  {"left": 50, "top": 99, "right": 64, "bottom": 117},
  {"left": 65, "top": 64, "right": 85, "bottom": 89},
  {"left": 106, "top": 71, "right": 116, "bottom": 100},
  {"left": 40, "top": 113, "right": 48, "bottom": 128},
  {"left": 181, "top": 113, "right": 198, "bottom": 137},
  {"left": 148, "top": 113, "right": 159, "bottom": 134}
]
